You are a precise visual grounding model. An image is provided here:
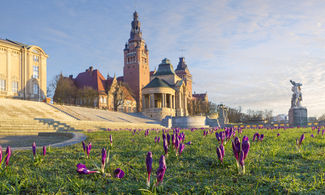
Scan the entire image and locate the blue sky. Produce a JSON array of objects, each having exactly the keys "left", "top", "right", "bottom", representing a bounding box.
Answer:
[{"left": 1, "top": 0, "right": 325, "bottom": 117}]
